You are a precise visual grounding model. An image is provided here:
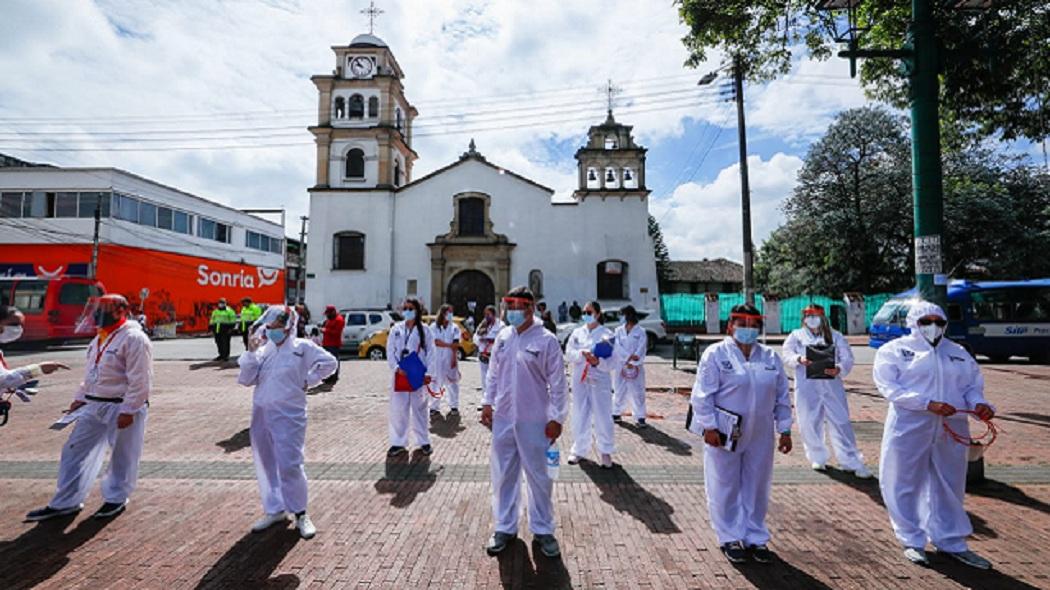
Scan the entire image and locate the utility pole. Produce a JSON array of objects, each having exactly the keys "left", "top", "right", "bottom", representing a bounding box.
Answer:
[
  {"left": 733, "top": 56, "right": 756, "bottom": 306},
  {"left": 89, "top": 199, "right": 101, "bottom": 279},
  {"left": 297, "top": 216, "right": 308, "bottom": 305}
]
